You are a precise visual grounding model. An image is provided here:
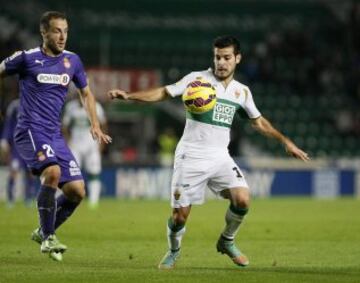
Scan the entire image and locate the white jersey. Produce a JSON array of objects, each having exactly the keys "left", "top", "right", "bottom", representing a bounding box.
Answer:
[
  {"left": 62, "top": 99, "right": 106, "bottom": 143},
  {"left": 166, "top": 69, "right": 261, "bottom": 153}
]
